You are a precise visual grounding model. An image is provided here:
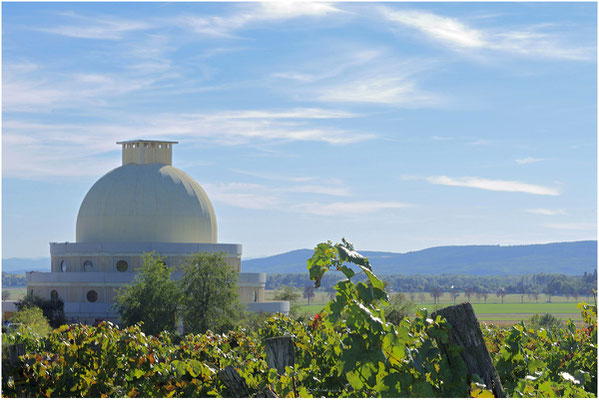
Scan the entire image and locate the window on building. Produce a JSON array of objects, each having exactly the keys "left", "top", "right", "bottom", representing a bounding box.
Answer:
[
  {"left": 116, "top": 260, "right": 128, "bottom": 272},
  {"left": 87, "top": 290, "right": 98, "bottom": 303},
  {"left": 50, "top": 290, "right": 58, "bottom": 301},
  {"left": 253, "top": 290, "right": 257, "bottom": 303},
  {"left": 60, "top": 260, "right": 67, "bottom": 272},
  {"left": 84, "top": 260, "right": 93, "bottom": 271}
]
